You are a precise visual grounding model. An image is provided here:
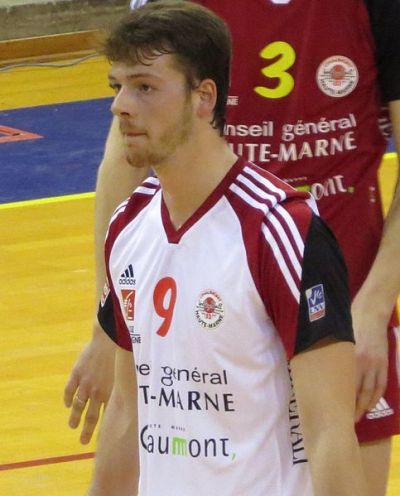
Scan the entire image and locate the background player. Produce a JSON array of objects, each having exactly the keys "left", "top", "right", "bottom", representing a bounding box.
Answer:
[
  {"left": 65, "top": 1, "right": 400, "bottom": 494},
  {"left": 87, "top": 3, "right": 366, "bottom": 494}
]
